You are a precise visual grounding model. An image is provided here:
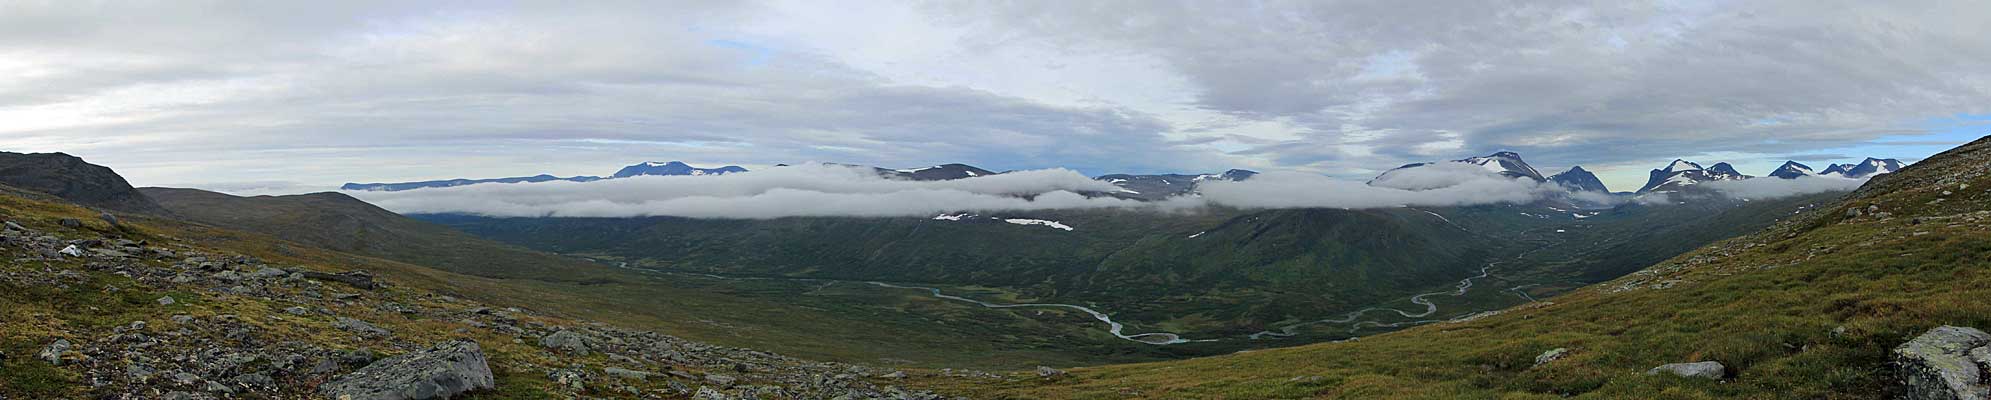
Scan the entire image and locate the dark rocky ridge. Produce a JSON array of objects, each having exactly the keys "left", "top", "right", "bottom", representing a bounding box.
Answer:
[{"left": 0, "top": 151, "right": 169, "bottom": 215}]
